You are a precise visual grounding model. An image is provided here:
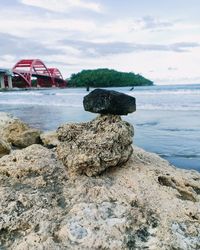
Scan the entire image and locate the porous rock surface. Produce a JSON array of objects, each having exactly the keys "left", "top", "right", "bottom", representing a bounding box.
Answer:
[
  {"left": 83, "top": 89, "right": 136, "bottom": 115},
  {"left": 0, "top": 139, "right": 11, "bottom": 158},
  {"left": 0, "top": 144, "right": 199, "bottom": 249},
  {"left": 0, "top": 112, "right": 41, "bottom": 148},
  {"left": 57, "top": 115, "right": 134, "bottom": 176},
  {"left": 40, "top": 131, "right": 60, "bottom": 148}
]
